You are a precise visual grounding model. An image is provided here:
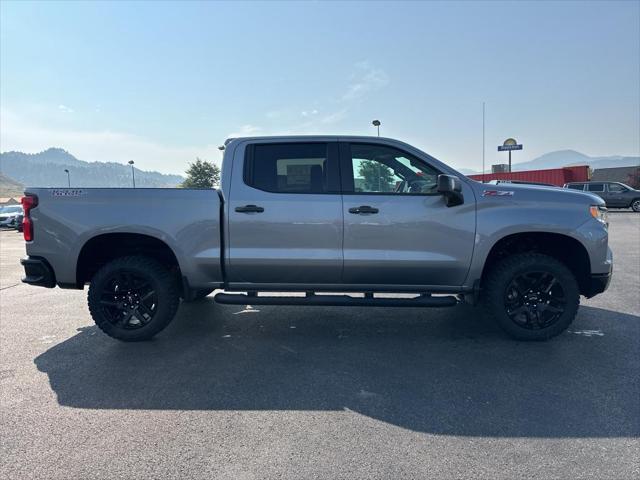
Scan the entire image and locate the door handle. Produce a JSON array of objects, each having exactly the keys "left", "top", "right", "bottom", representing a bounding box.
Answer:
[
  {"left": 349, "top": 205, "right": 379, "bottom": 214},
  {"left": 235, "top": 204, "right": 265, "bottom": 213}
]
